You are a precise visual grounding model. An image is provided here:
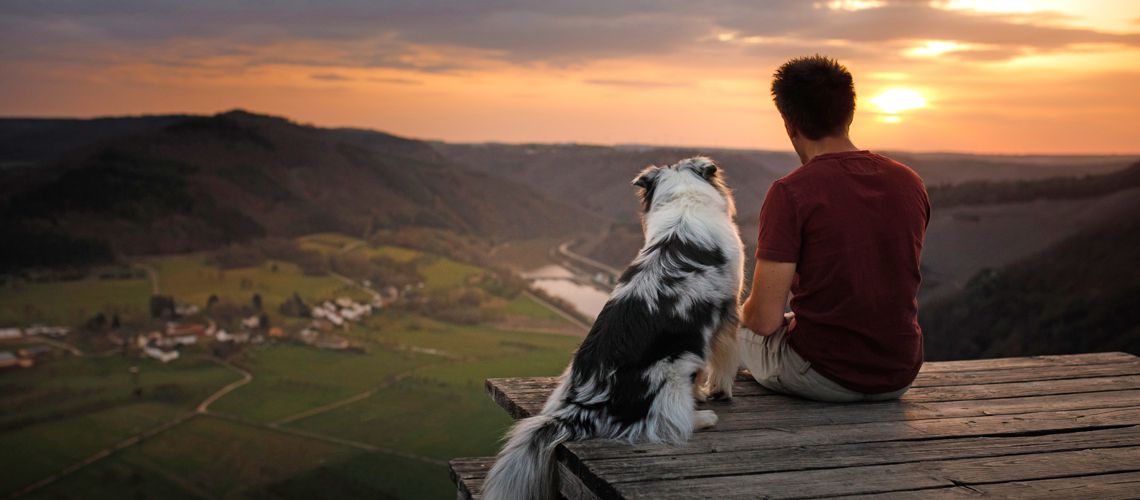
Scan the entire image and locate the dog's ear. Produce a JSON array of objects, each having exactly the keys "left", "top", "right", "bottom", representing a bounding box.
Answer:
[
  {"left": 632, "top": 166, "right": 659, "bottom": 189},
  {"left": 699, "top": 161, "right": 718, "bottom": 180},
  {"left": 693, "top": 158, "right": 720, "bottom": 179}
]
